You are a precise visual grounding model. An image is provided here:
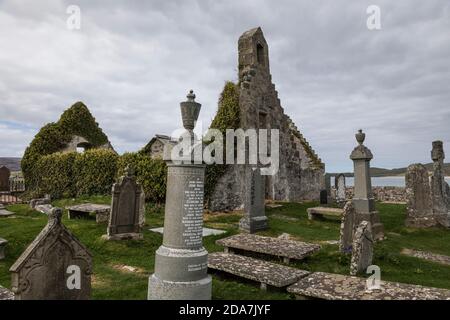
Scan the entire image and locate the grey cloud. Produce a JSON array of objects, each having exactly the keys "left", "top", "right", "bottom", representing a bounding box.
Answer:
[{"left": 0, "top": 0, "right": 448, "bottom": 173}]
